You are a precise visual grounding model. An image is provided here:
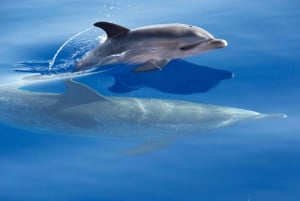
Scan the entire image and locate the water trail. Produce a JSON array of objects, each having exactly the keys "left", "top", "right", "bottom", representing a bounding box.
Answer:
[
  {"left": 48, "top": 27, "right": 93, "bottom": 71},
  {"left": 15, "top": 27, "right": 103, "bottom": 75}
]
